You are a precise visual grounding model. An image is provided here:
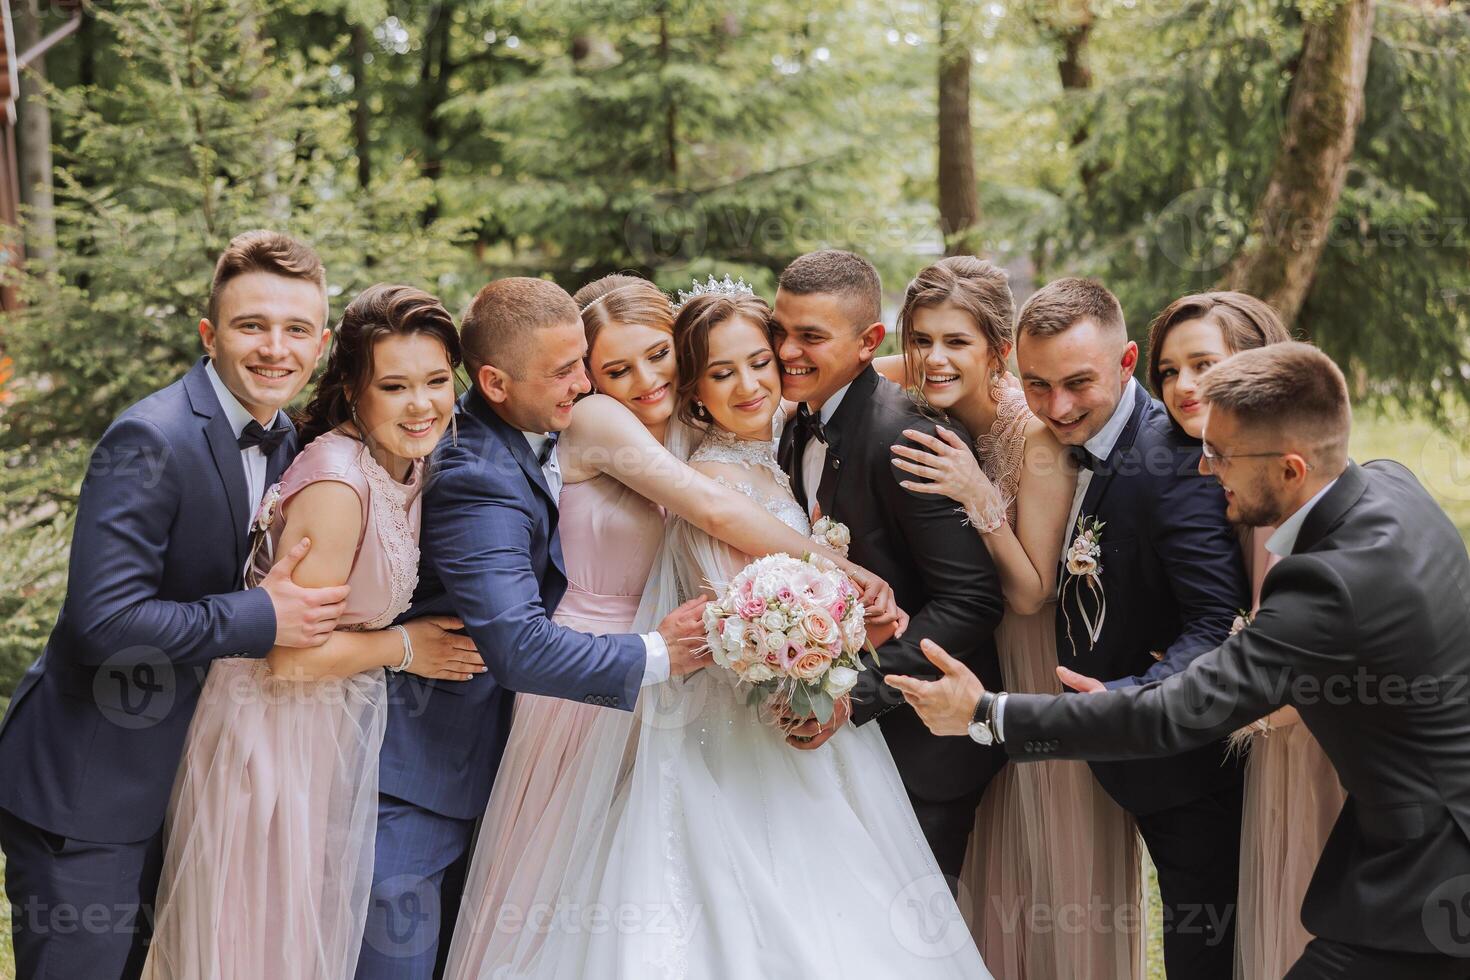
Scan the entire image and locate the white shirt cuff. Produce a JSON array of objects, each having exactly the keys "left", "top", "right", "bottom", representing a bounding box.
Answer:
[
  {"left": 993, "top": 693, "right": 1007, "bottom": 742},
  {"left": 640, "top": 631, "right": 671, "bottom": 687}
]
